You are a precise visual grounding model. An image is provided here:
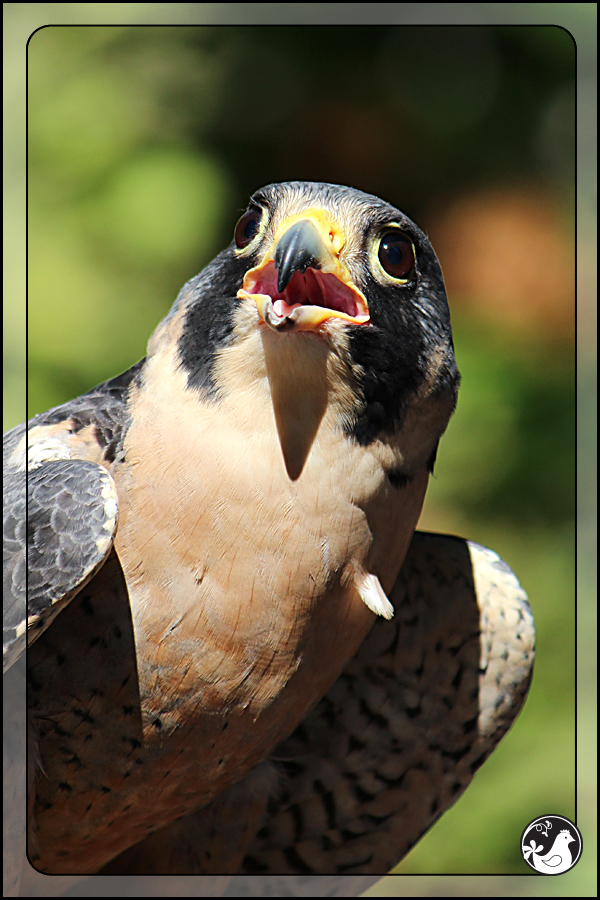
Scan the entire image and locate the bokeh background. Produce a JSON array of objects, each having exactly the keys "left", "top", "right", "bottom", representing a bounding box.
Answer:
[{"left": 5, "top": 5, "right": 593, "bottom": 896}]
